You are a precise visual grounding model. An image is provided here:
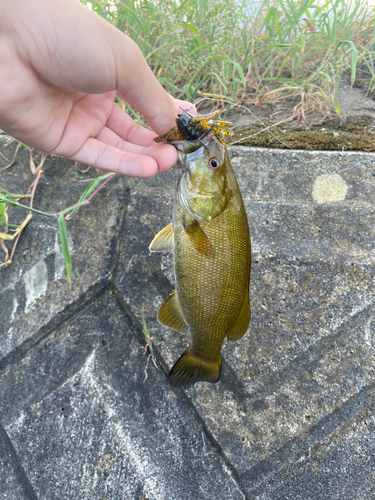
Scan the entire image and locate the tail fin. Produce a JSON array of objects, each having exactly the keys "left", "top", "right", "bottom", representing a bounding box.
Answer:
[{"left": 169, "top": 349, "right": 221, "bottom": 387}]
